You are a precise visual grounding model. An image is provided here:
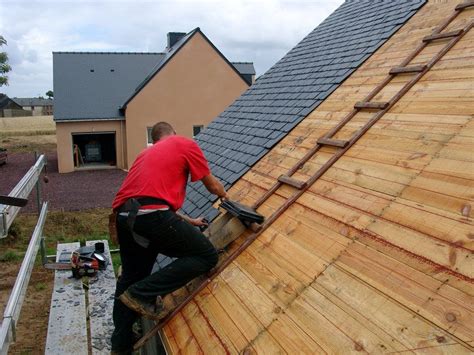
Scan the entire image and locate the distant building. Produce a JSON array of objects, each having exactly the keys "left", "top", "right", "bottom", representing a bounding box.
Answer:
[
  {"left": 0, "top": 94, "right": 30, "bottom": 117},
  {"left": 53, "top": 28, "right": 255, "bottom": 173},
  {"left": 12, "top": 97, "right": 54, "bottom": 116}
]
